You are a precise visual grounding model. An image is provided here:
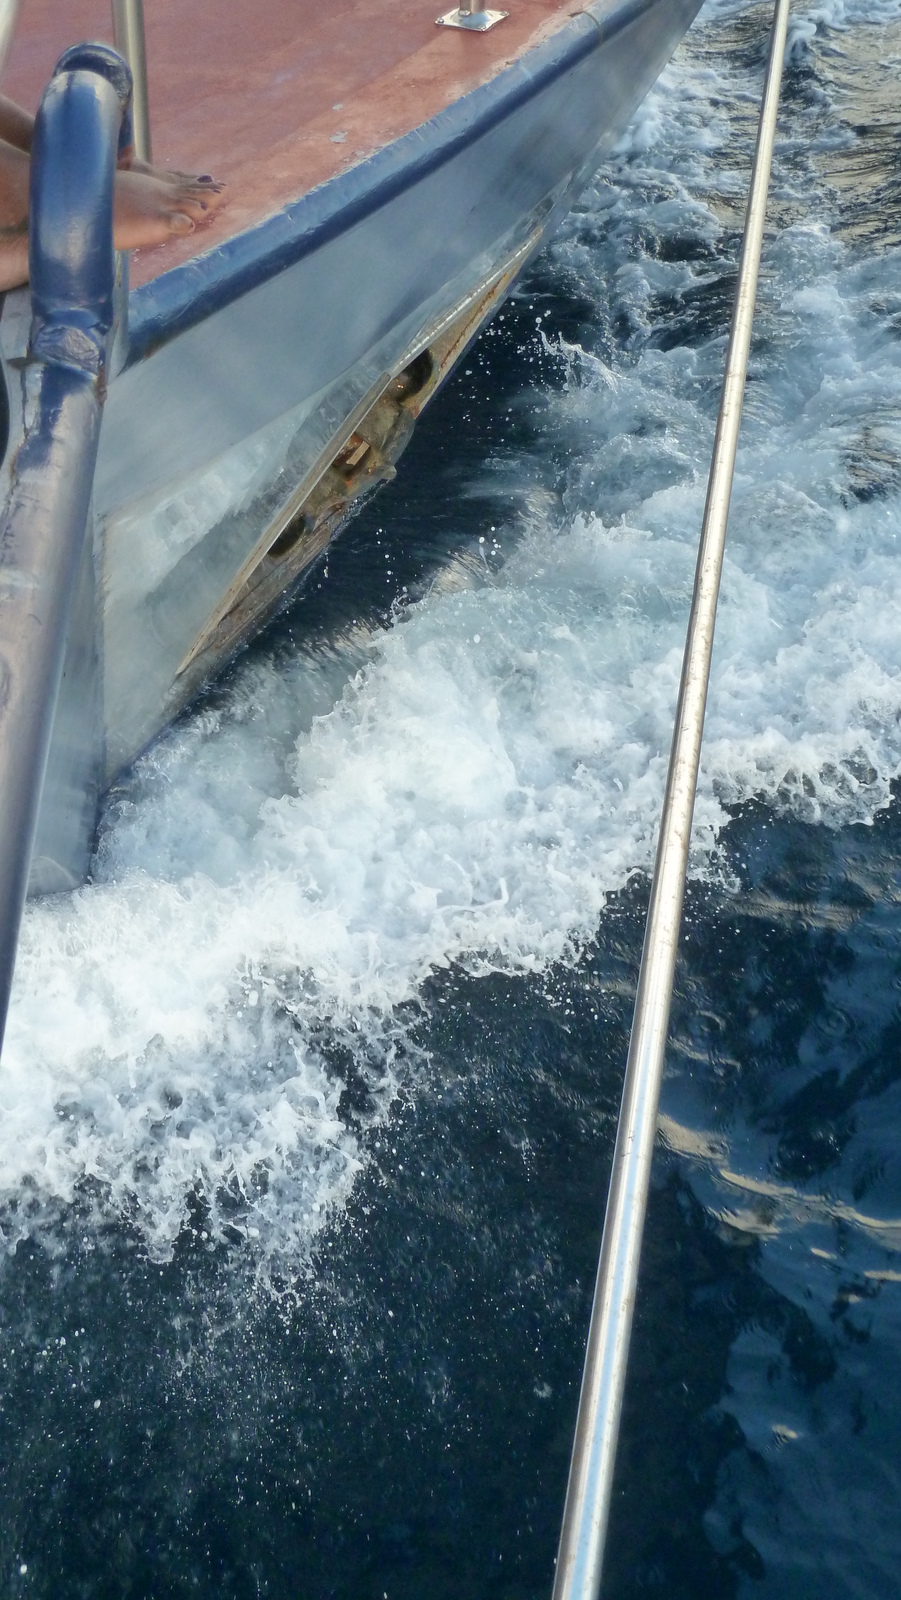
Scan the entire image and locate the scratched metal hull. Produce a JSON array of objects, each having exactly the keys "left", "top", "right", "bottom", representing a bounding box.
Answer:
[{"left": 0, "top": 0, "right": 702, "bottom": 891}]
